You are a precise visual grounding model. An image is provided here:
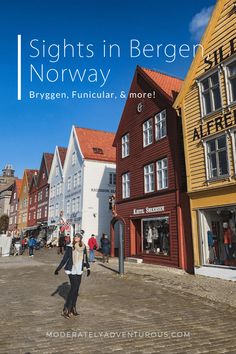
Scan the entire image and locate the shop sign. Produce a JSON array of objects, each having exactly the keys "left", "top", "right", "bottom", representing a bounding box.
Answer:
[
  {"left": 133, "top": 206, "right": 165, "bottom": 215},
  {"left": 193, "top": 109, "right": 236, "bottom": 141},
  {"left": 204, "top": 37, "right": 236, "bottom": 72}
]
